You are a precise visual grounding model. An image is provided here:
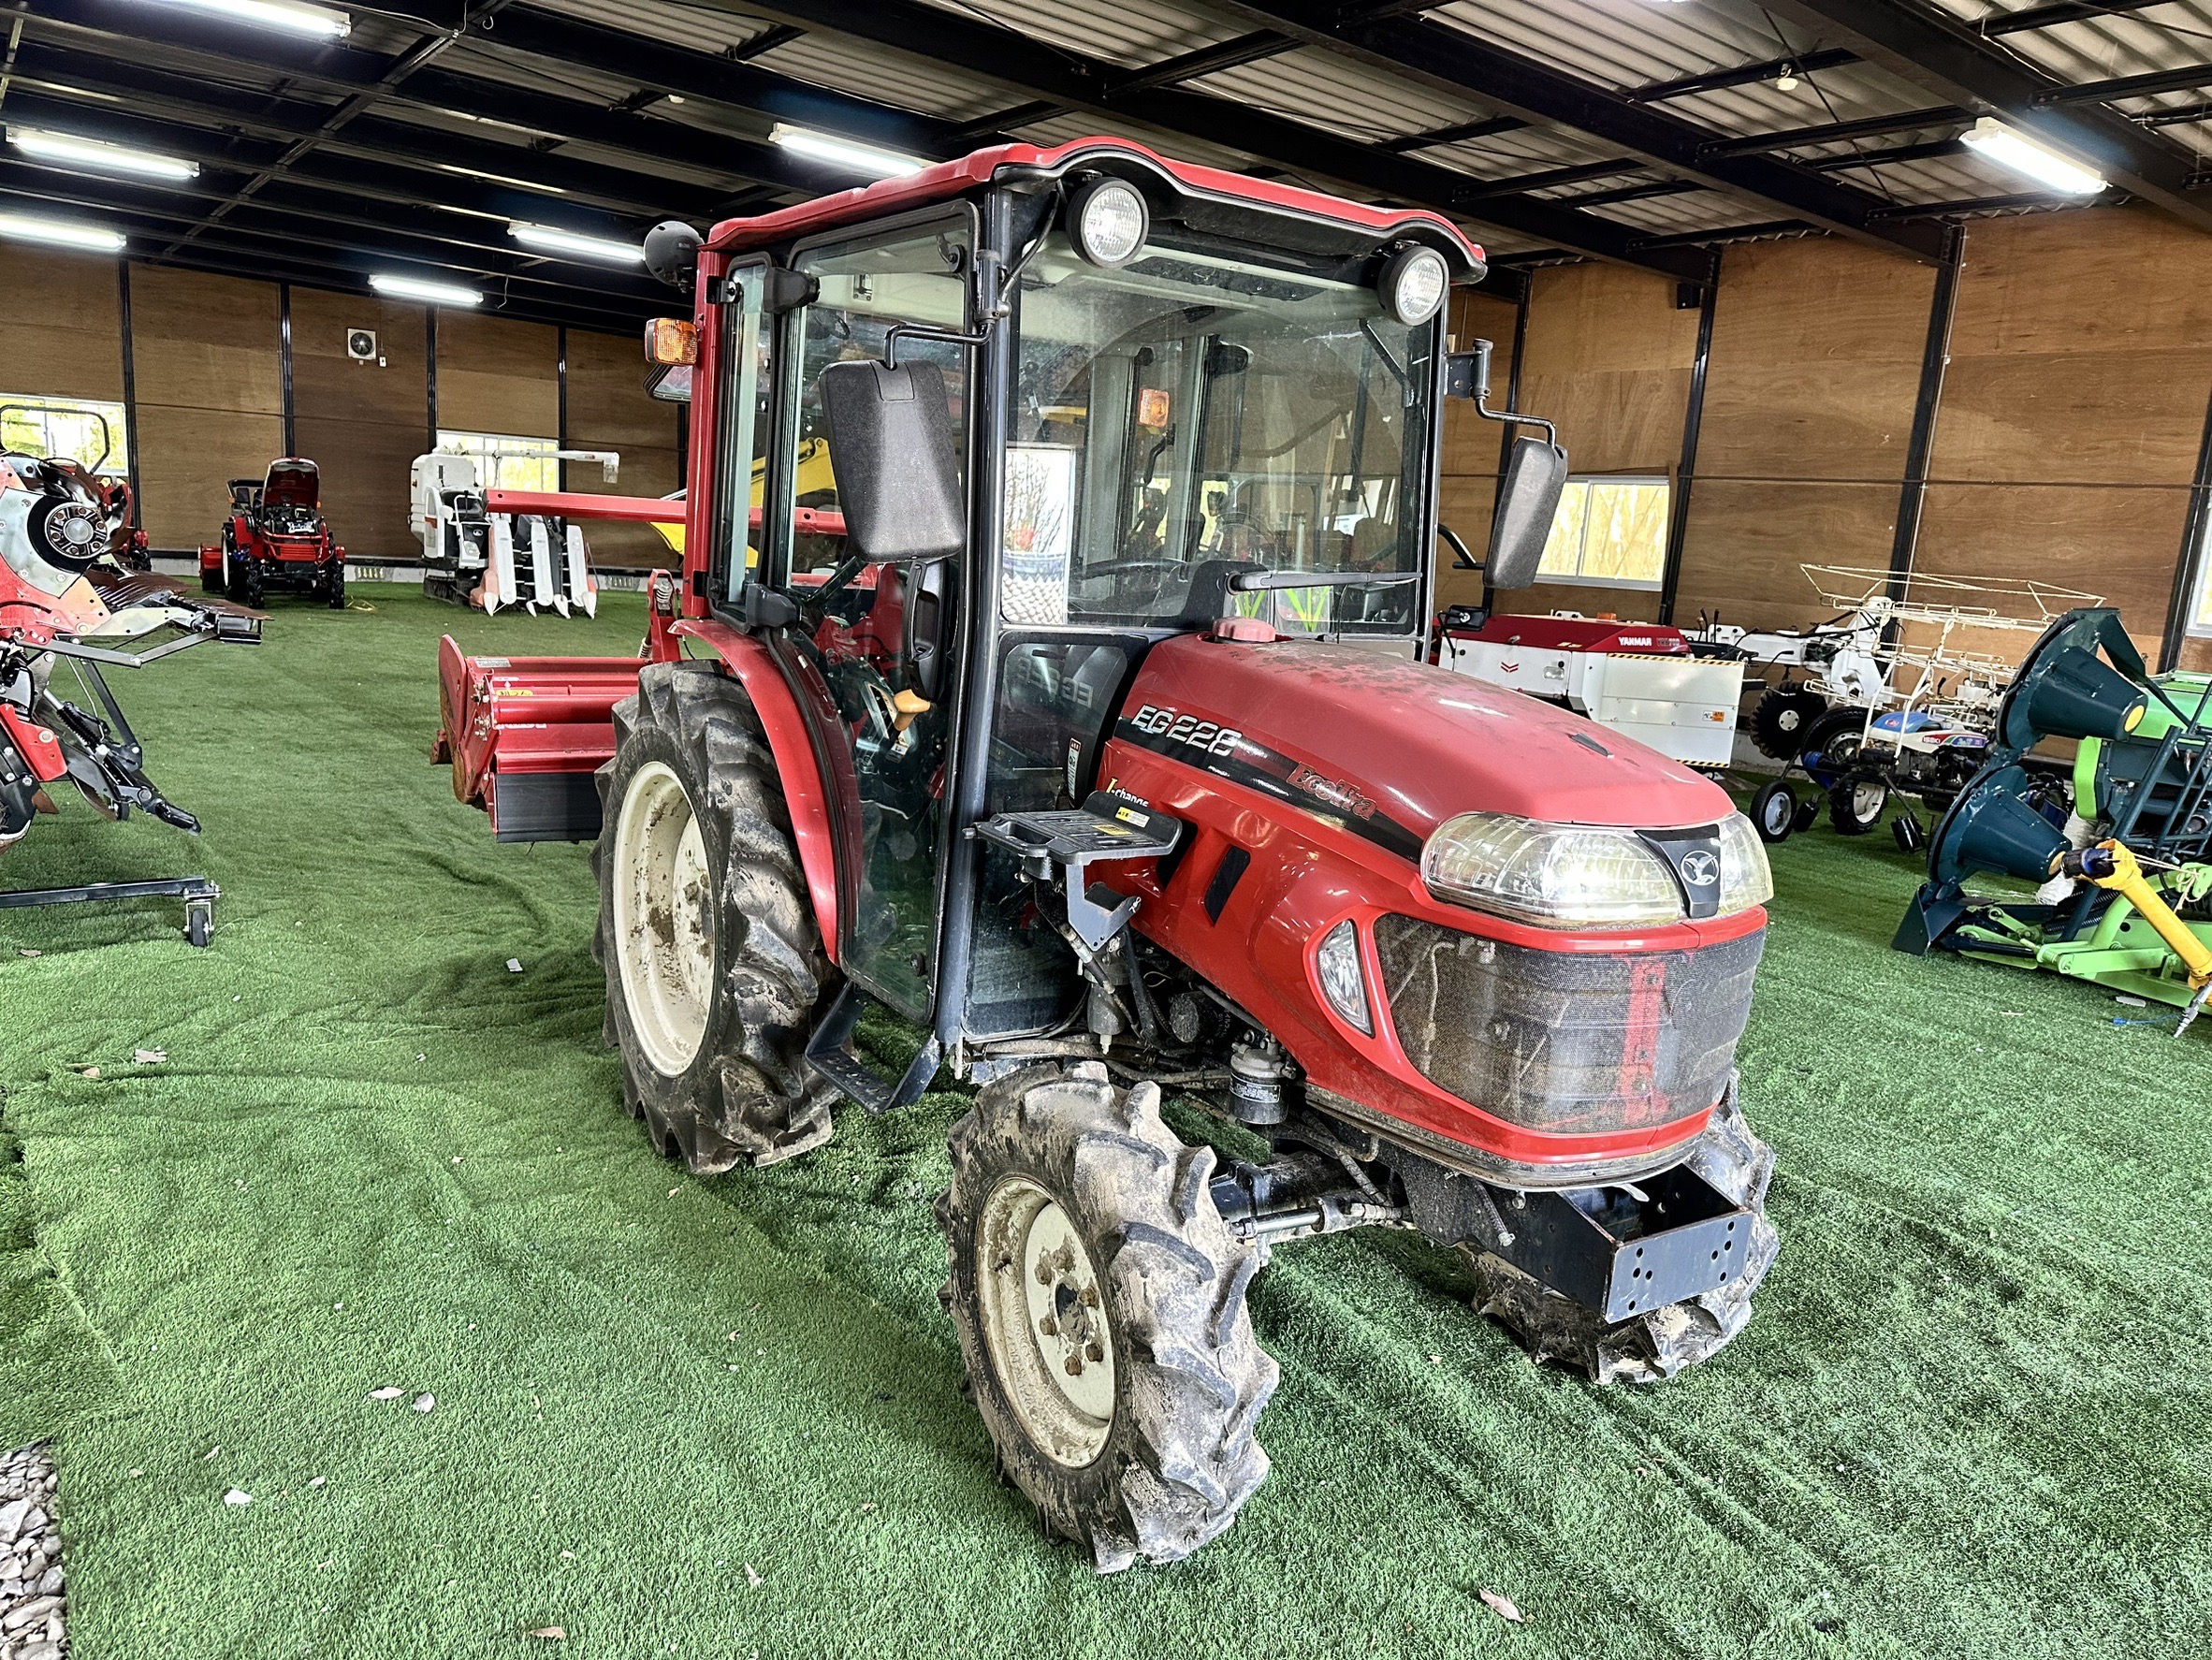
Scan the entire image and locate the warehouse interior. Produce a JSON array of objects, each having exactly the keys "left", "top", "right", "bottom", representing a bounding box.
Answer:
[{"left": 7, "top": 1, "right": 2212, "bottom": 1656}]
